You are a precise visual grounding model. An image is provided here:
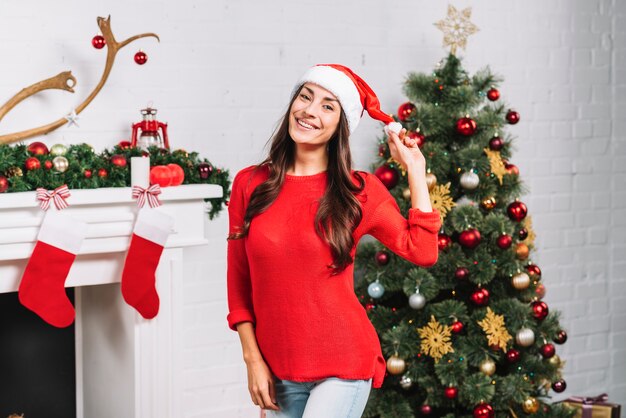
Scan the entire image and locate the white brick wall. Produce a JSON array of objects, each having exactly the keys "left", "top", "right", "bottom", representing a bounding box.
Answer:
[{"left": 0, "top": 0, "right": 623, "bottom": 416}]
